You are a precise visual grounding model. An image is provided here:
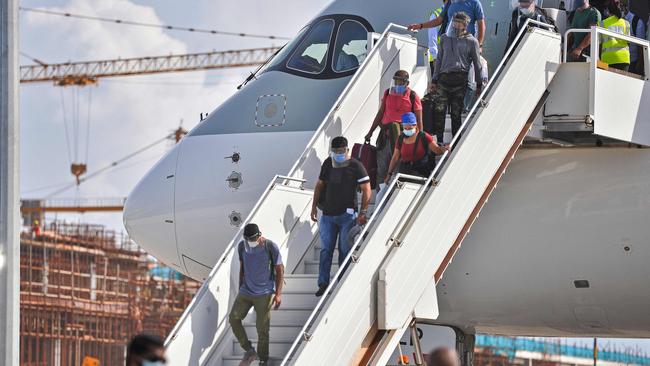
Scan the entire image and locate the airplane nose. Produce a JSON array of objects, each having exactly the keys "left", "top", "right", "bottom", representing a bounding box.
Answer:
[{"left": 123, "top": 146, "right": 183, "bottom": 273}]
